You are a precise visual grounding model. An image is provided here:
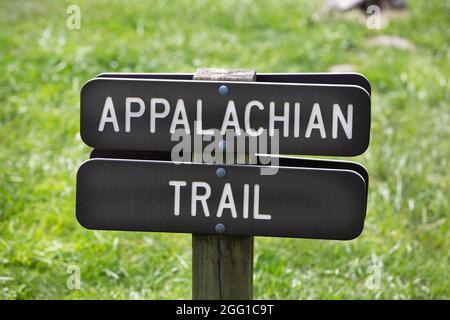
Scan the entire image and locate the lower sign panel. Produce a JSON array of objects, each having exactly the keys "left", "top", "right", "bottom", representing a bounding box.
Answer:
[{"left": 76, "top": 159, "right": 367, "bottom": 240}]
